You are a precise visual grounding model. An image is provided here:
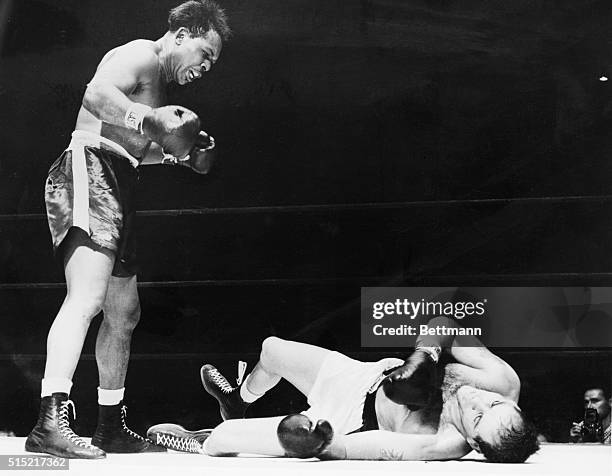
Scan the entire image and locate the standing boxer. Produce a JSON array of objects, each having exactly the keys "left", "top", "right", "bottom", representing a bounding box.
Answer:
[
  {"left": 25, "top": 0, "right": 230, "bottom": 459},
  {"left": 149, "top": 317, "right": 539, "bottom": 462}
]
